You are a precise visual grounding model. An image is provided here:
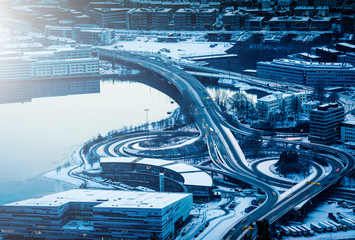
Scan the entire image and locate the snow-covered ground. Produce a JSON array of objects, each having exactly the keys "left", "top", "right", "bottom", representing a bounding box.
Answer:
[
  {"left": 282, "top": 202, "right": 355, "bottom": 239},
  {"left": 176, "top": 197, "right": 256, "bottom": 240},
  {"left": 104, "top": 36, "right": 233, "bottom": 62}
]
